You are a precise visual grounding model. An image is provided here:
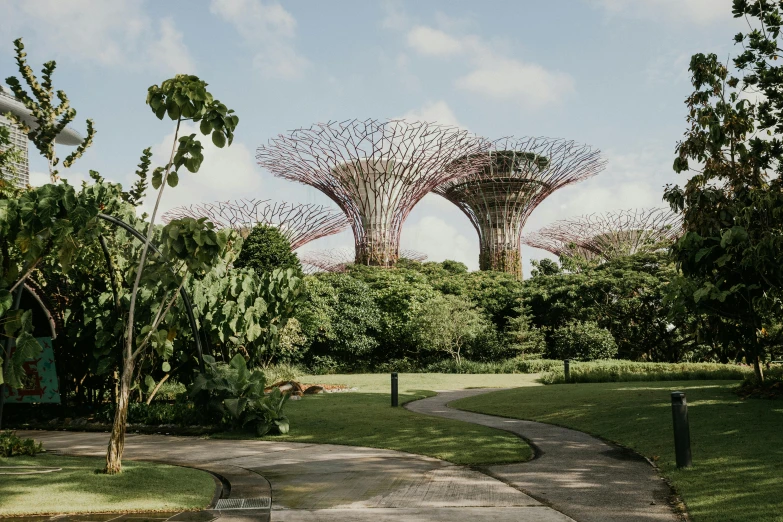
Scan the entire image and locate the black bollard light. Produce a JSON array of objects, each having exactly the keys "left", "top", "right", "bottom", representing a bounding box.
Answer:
[
  {"left": 564, "top": 359, "right": 571, "bottom": 383},
  {"left": 671, "top": 391, "right": 692, "bottom": 468},
  {"left": 391, "top": 372, "right": 399, "bottom": 407}
]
